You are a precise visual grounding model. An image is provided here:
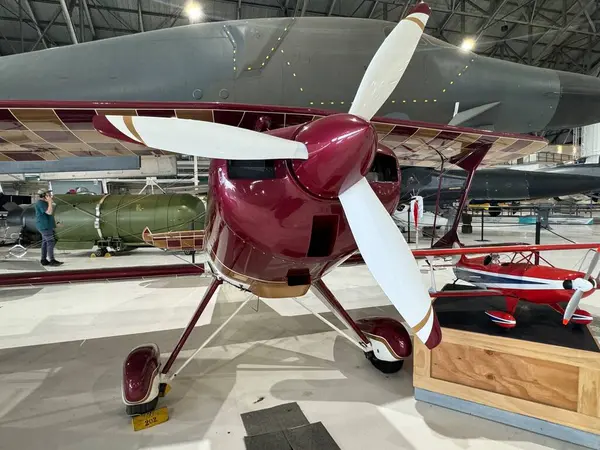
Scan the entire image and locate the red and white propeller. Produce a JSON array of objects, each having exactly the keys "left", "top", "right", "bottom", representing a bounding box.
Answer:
[{"left": 94, "top": 3, "right": 441, "bottom": 349}]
